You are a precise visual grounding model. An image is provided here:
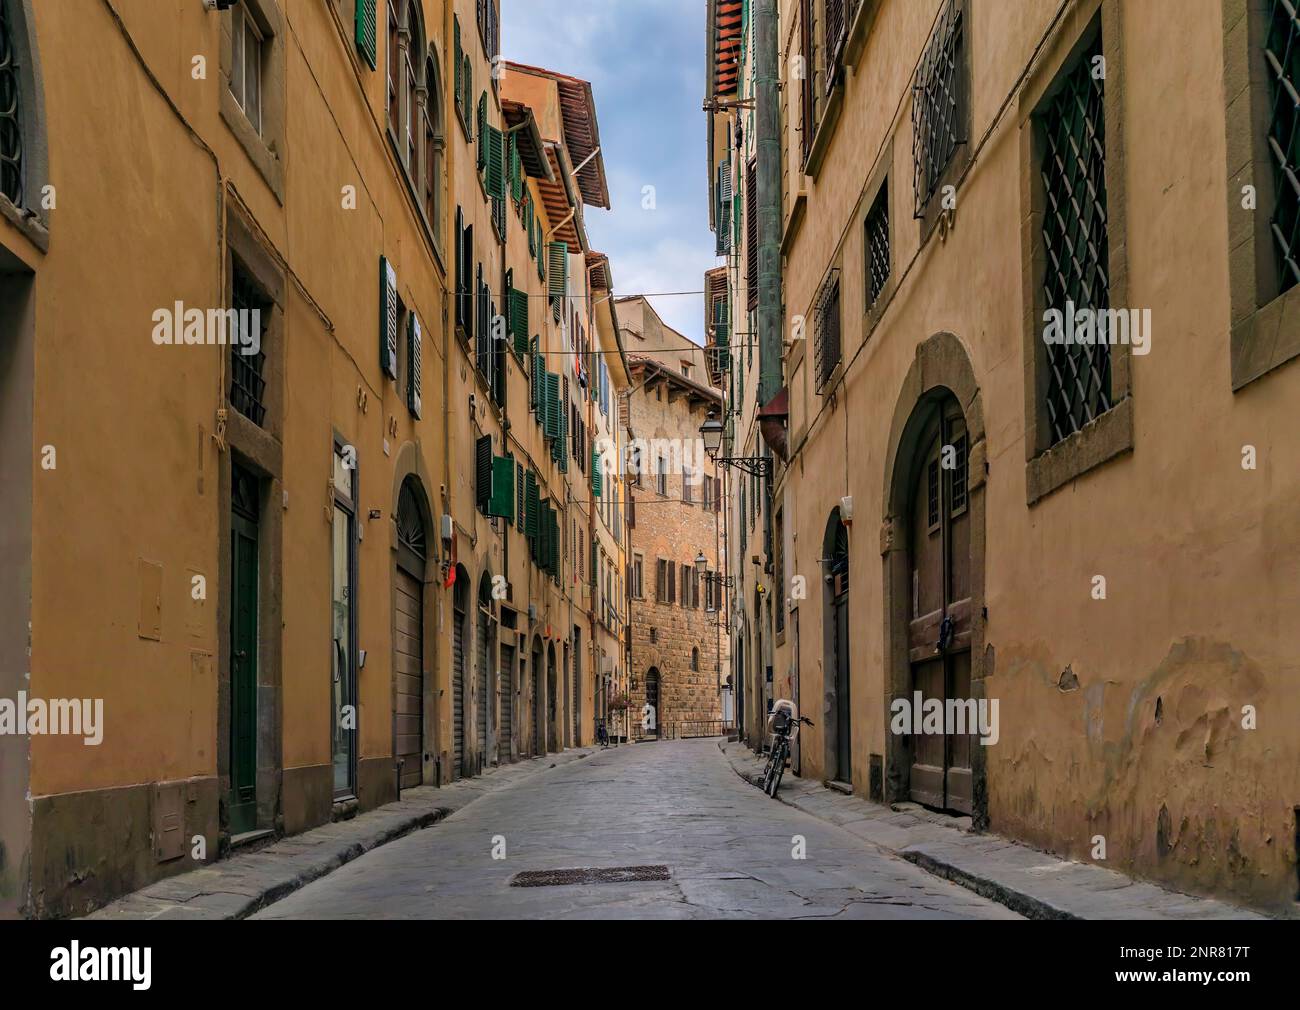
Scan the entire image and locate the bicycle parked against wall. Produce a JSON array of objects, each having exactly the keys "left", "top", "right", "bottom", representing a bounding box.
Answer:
[{"left": 760, "top": 700, "right": 813, "bottom": 798}]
